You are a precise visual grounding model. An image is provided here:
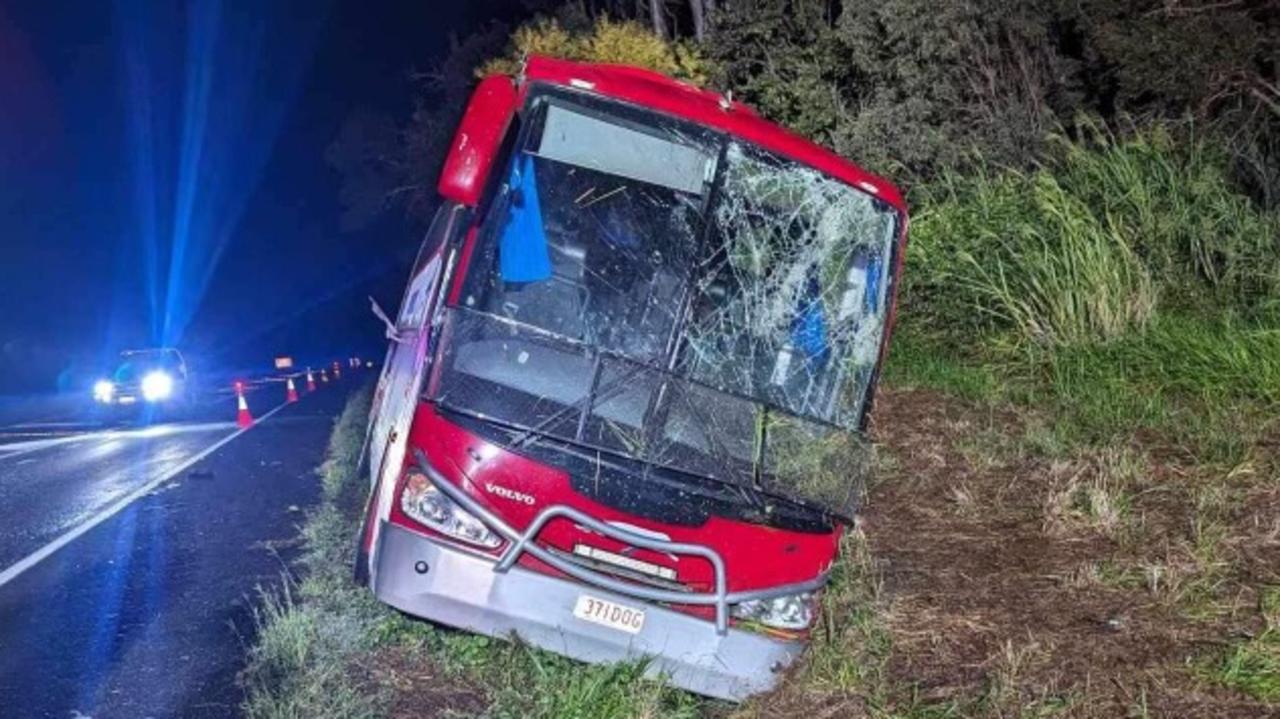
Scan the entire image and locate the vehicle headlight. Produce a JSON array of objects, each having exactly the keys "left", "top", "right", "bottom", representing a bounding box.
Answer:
[
  {"left": 141, "top": 371, "right": 174, "bottom": 401},
  {"left": 399, "top": 470, "right": 502, "bottom": 549},
  {"left": 93, "top": 380, "right": 115, "bottom": 403},
  {"left": 732, "top": 592, "right": 815, "bottom": 630}
]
